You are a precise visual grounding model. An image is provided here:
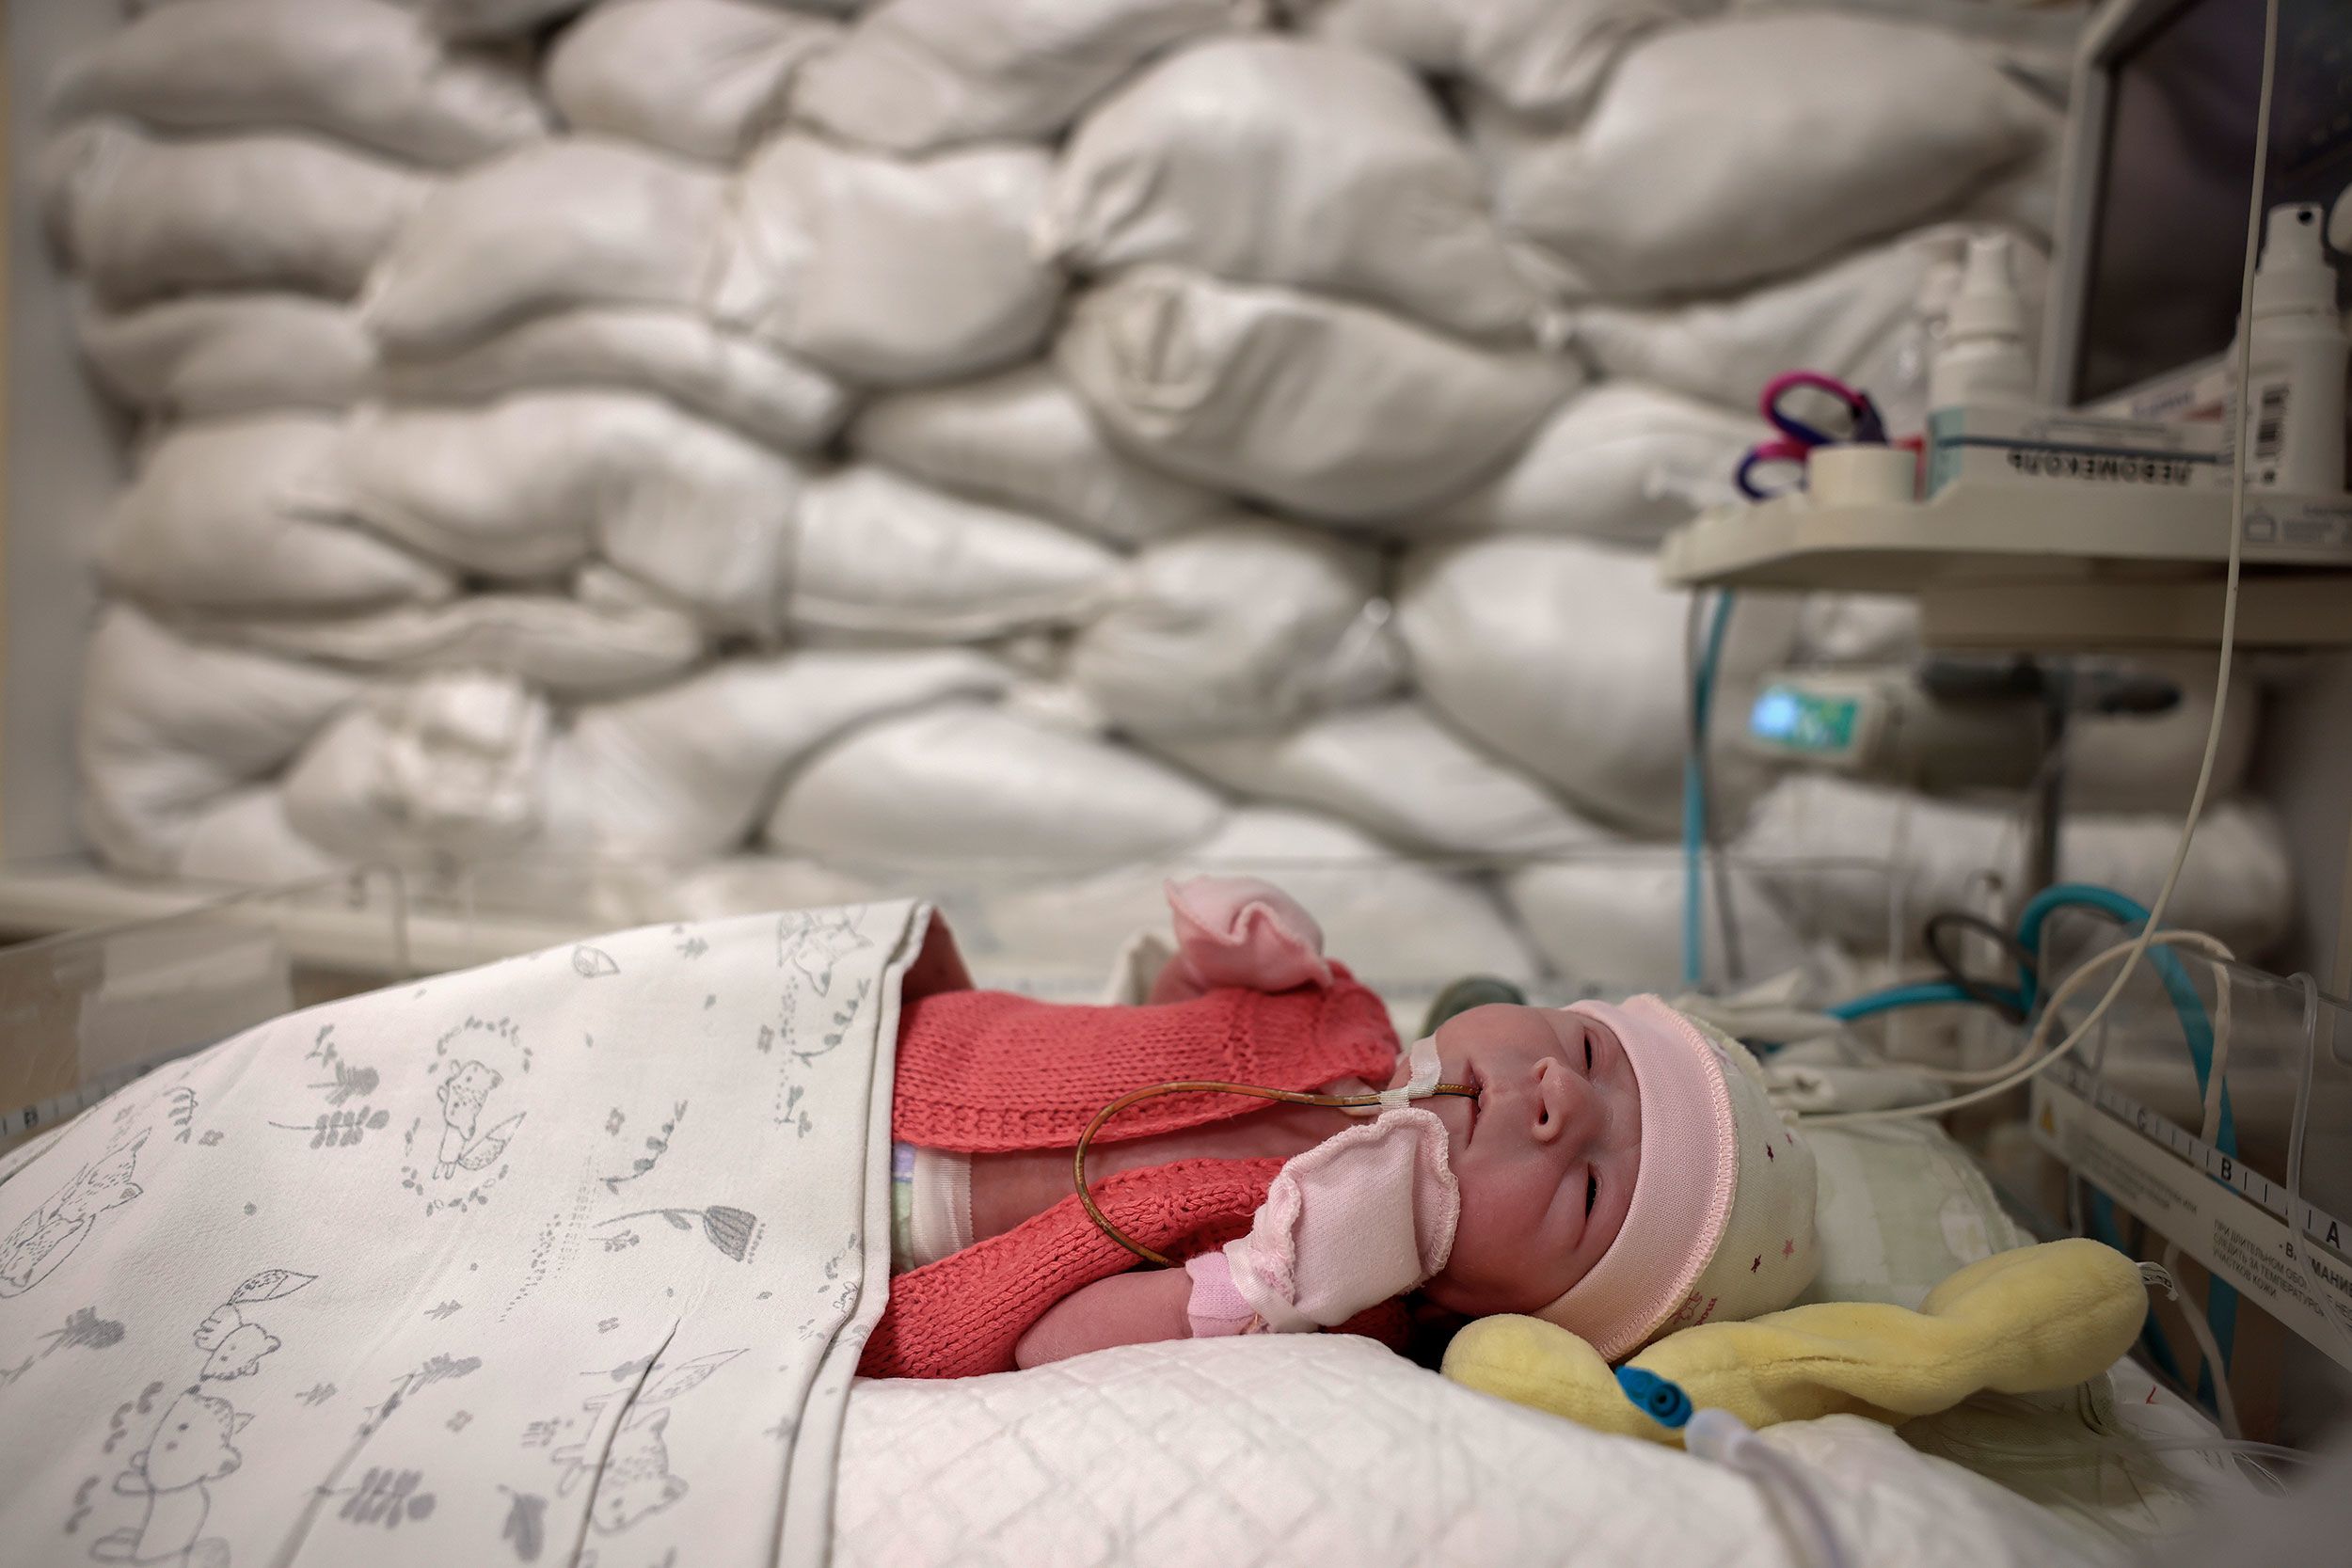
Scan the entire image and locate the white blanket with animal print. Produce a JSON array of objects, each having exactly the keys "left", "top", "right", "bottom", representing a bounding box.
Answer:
[{"left": 0, "top": 903, "right": 941, "bottom": 1568}]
